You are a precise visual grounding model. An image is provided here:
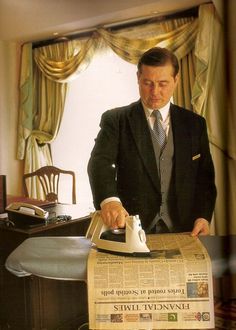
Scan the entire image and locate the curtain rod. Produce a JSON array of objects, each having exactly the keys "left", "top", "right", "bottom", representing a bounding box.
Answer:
[{"left": 33, "top": 6, "right": 198, "bottom": 49}]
